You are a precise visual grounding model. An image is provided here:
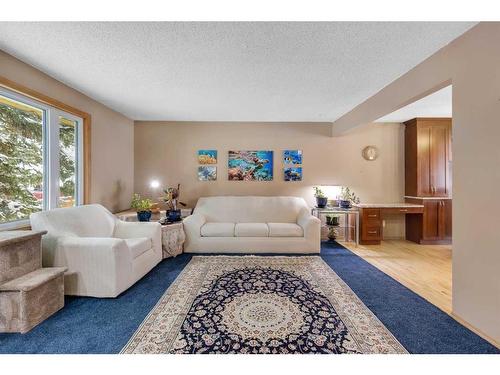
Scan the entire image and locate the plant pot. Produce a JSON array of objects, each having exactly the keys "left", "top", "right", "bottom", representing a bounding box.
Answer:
[
  {"left": 137, "top": 211, "right": 152, "bottom": 222},
  {"left": 167, "top": 209, "right": 181, "bottom": 222},
  {"left": 339, "top": 200, "right": 352, "bottom": 209},
  {"left": 316, "top": 197, "right": 328, "bottom": 208},
  {"left": 327, "top": 227, "right": 338, "bottom": 241}
]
